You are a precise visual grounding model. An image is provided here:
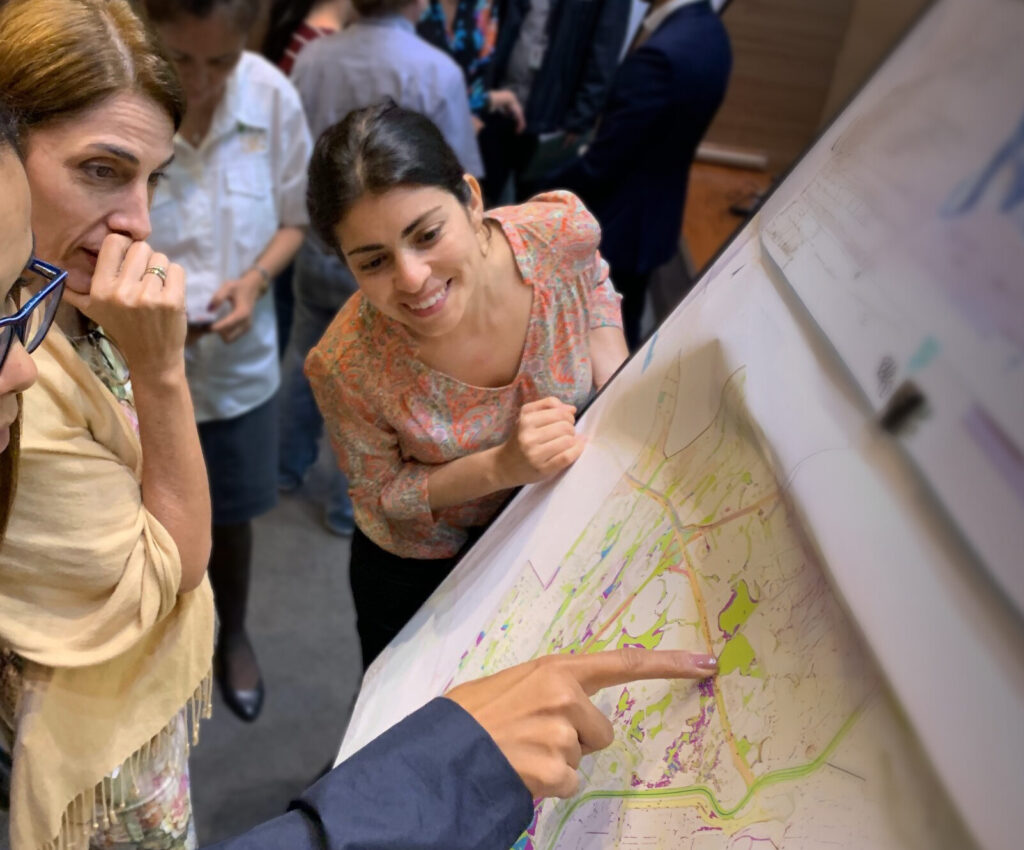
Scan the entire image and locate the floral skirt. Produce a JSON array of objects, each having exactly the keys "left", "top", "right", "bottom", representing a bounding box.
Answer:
[
  {"left": 81, "top": 710, "right": 196, "bottom": 850},
  {"left": 0, "top": 649, "right": 196, "bottom": 850}
]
